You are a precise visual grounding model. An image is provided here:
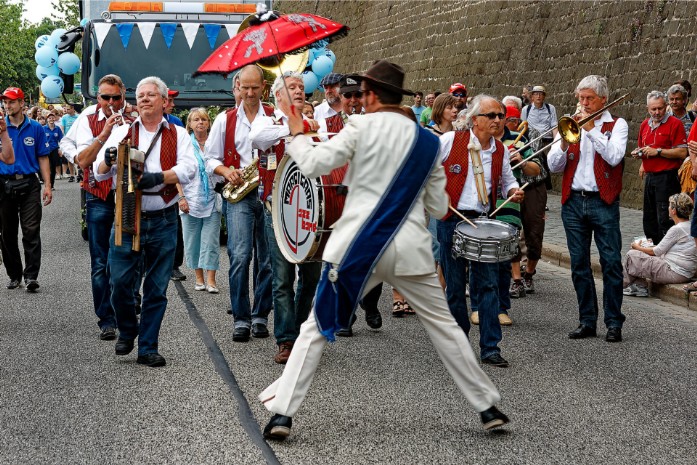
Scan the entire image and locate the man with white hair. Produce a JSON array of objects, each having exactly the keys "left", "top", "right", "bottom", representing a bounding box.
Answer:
[
  {"left": 548, "top": 75, "right": 628, "bottom": 343},
  {"left": 631, "top": 91, "right": 687, "bottom": 244},
  {"left": 93, "top": 76, "right": 196, "bottom": 366},
  {"left": 249, "top": 72, "right": 321, "bottom": 364}
]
